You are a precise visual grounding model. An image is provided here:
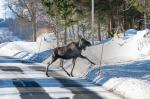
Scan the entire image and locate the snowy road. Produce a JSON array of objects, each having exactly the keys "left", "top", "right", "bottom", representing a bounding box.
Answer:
[{"left": 0, "top": 56, "right": 124, "bottom": 99}]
